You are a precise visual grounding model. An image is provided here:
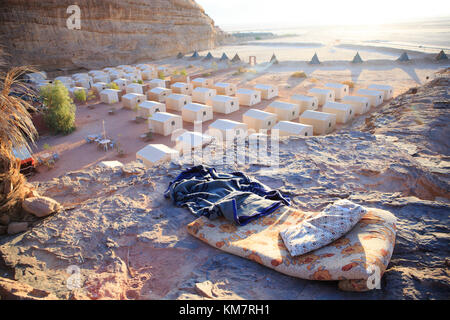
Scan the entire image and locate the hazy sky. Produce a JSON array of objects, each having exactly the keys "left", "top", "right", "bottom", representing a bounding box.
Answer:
[{"left": 196, "top": 0, "right": 450, "bottom": 30}]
